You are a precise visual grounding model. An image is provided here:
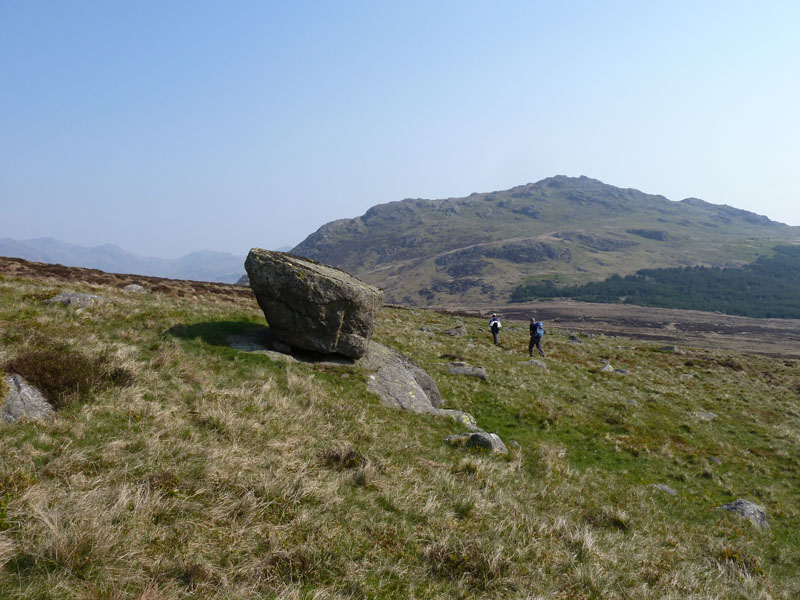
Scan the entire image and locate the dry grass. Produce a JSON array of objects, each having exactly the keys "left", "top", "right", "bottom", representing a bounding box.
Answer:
[{"left": 0, "top": 269, "right": 798, "bottom": 598}]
